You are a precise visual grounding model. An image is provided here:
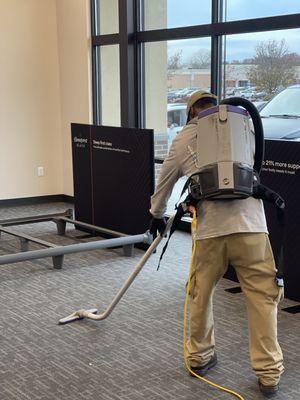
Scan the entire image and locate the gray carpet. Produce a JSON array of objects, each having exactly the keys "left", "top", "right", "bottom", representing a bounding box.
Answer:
[{"left": 0, "top": 202, "right": 299, "bottom": 400}]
